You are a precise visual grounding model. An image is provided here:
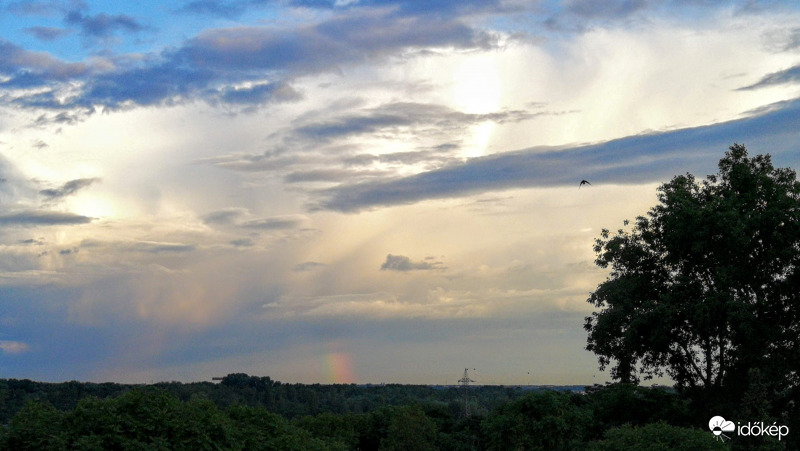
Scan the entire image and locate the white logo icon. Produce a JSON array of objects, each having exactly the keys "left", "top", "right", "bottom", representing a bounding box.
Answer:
[{"left": 709, "top": 416, "right": 735, "bottom": 442}]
